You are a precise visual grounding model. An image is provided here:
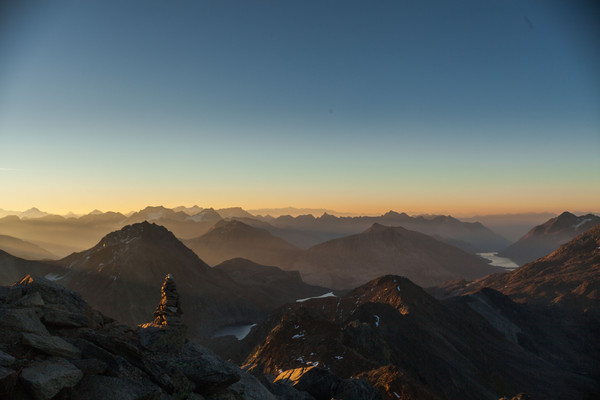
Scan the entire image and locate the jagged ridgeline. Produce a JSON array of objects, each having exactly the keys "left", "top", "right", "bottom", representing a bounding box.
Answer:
[{"left": 1, "top": 274, "right": 365, "bottom": 399}]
